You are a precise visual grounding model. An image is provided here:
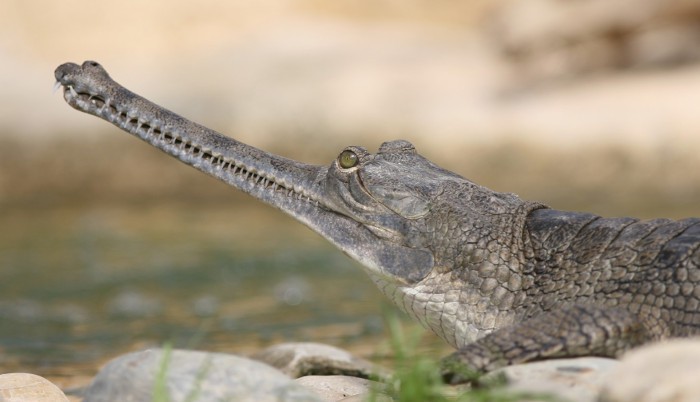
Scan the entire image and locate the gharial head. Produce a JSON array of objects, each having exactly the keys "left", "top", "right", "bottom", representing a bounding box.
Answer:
[
  {"left": 318, "top": 139, "right": 468, "bottom": 285},
  {"left": 53, "top": 60, "right": 472, "bottom": 289}
]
